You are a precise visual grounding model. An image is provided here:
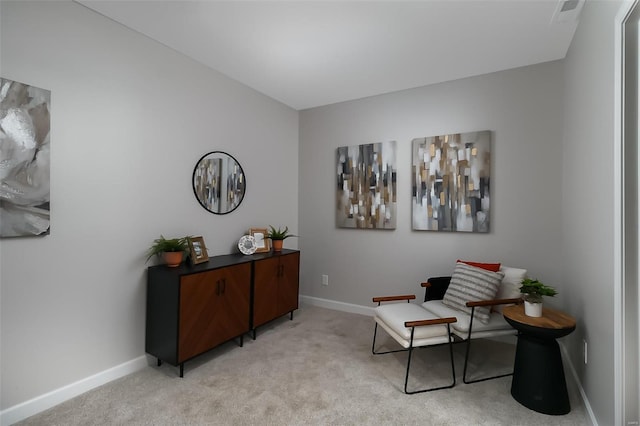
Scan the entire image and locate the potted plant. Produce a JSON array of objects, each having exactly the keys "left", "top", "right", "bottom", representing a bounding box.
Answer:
[
  {"left": 519, "top": 278, "right": 558, "bottom": 317},
  {"left": 266, "top": 225, "right": 296, "bottom": 252},
  {"left": 146, "top": 235, "right": 190, "bottom": 267}
]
